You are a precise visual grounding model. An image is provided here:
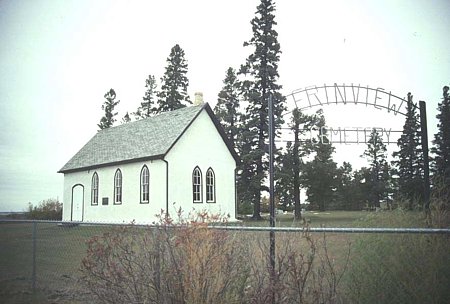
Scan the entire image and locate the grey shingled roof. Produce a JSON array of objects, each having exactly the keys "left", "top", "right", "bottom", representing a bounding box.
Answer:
[{"left": 59, "top": 104, "right": 205, "bottom": 173}]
